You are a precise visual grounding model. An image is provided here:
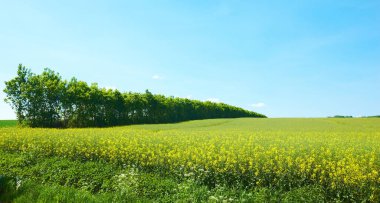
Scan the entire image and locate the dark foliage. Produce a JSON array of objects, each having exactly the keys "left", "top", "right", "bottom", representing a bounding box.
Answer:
[{"left": 3, "top": 64, "right": 266, "bottom": 128}]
